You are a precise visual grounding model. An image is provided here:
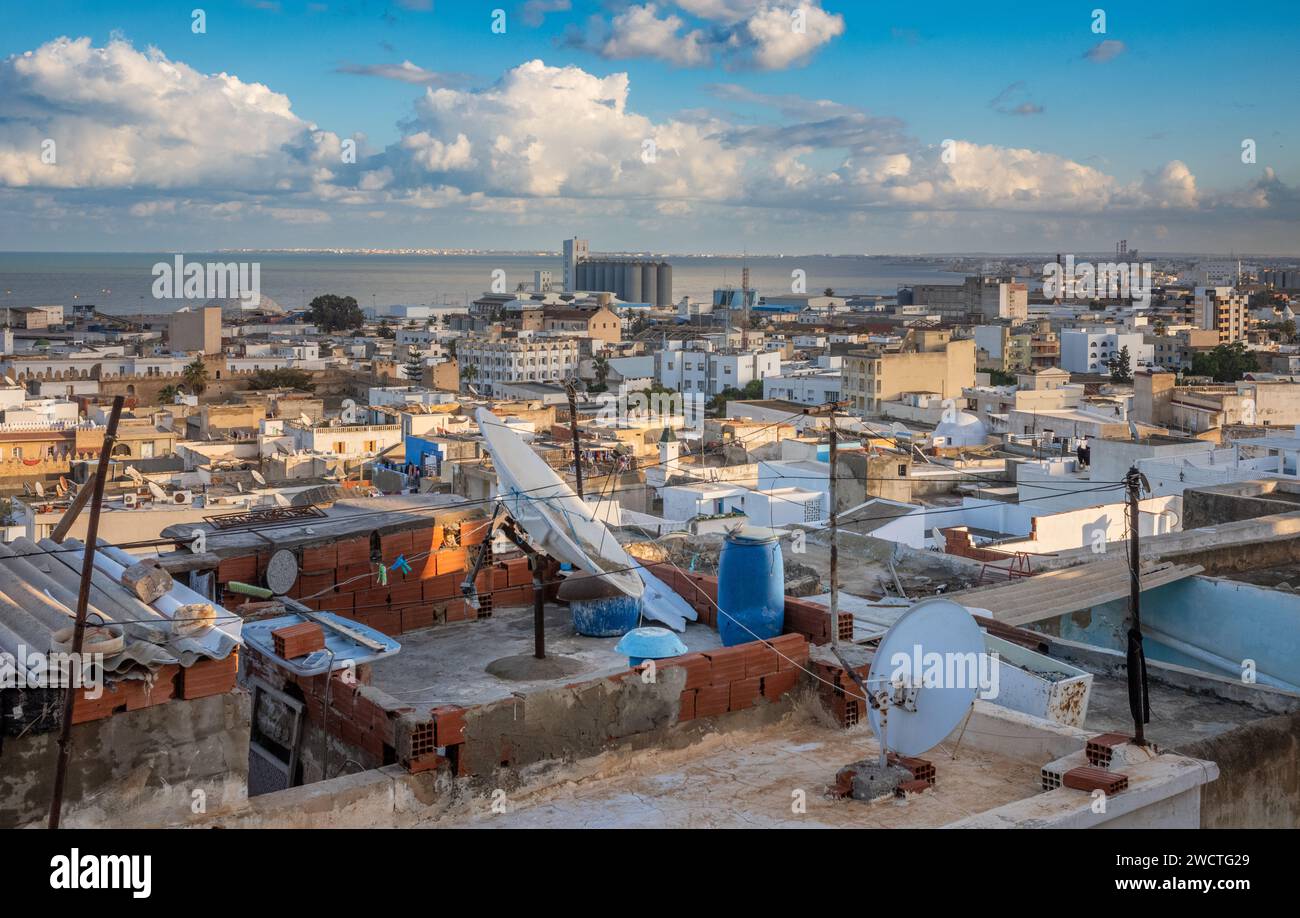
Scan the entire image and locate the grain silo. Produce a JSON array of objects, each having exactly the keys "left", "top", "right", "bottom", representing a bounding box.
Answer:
[
  {"left": 656, "top": 263, "right": 673, "bottom": 308},
  {"left": 625, "top": 261, "right": 642, "bottom": 302},
  {"left": 641, "top": 262, "right": 658, "bottom": 307}
]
